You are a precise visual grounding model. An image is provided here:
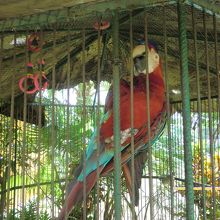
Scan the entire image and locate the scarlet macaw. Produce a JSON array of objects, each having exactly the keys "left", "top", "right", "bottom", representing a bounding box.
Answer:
[{"left": 58, "top": 41, "right": 166, "bottom": 219}]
